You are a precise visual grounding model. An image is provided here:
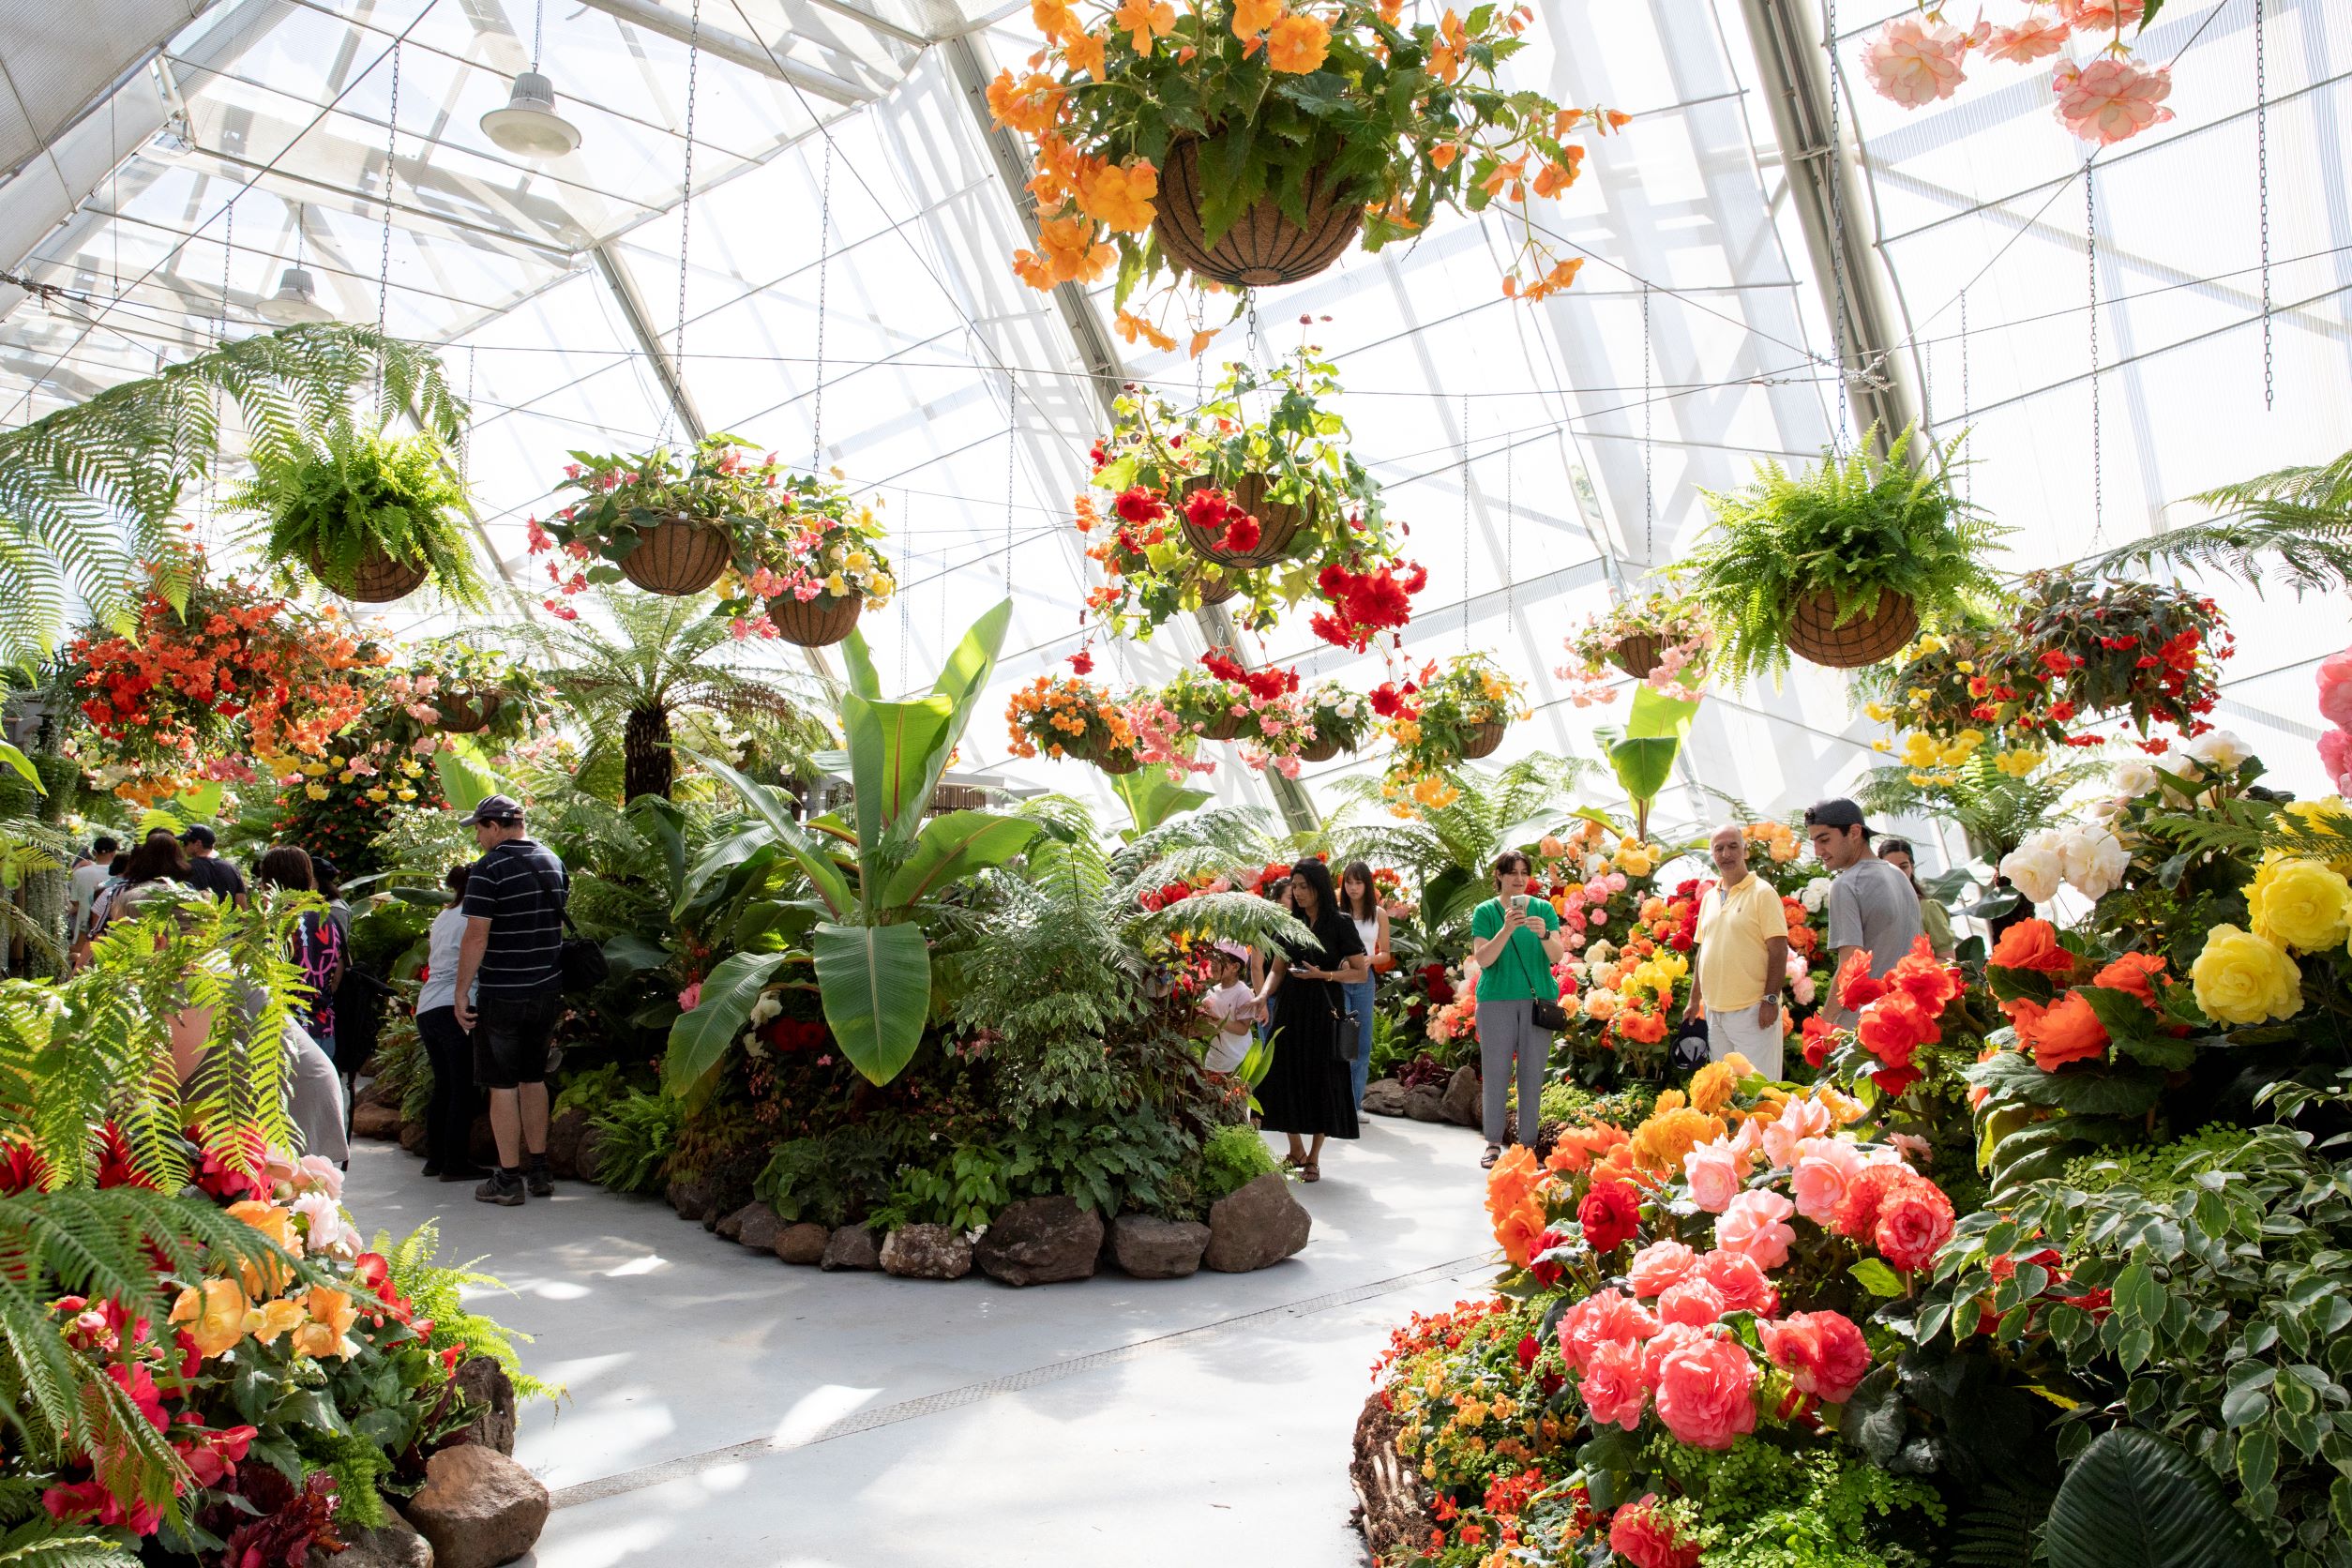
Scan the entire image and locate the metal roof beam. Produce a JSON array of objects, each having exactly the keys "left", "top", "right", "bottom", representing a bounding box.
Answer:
[{"left": 572, "top": 0, "right": 881, "bottom": 106}]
